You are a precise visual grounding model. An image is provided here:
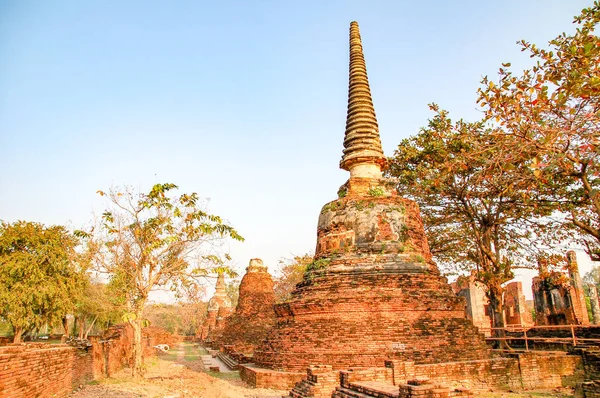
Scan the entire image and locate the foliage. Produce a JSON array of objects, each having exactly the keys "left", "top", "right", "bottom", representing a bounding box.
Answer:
[
  {"left": 92, "top": 183, "right": 243, "bottom": 375},
  {"left": 0, "top": 221, "right": 88, "bottom": 342},
  {"left": 367, "top": 186, "right": 385, "bottom": 197},
  {"left": 274, "top": 254, "right": 313, "bottom": 303},
  {"left": 225, "top": 280, "right": 240, "bottom": 309},
  {"left": 387, "top": 106, "right": 560, "bottom": 329},
  {"left": 584, "top": 264, "right": 600, "bottom": 288},
  {"left": 74, "top": 281, "right": 123, "bottom": 339},
  {"left": 144, "top": 301, "right": 207, "bottom": 335},
  {"left": 478, "top": 2, "right": 600, "bottom": 259}
]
